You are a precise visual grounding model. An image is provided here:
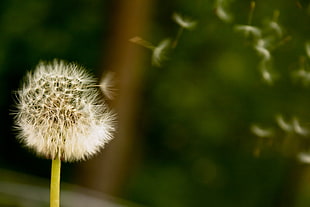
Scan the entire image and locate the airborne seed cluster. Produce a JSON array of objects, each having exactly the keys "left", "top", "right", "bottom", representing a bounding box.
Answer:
[{"left": 15, "top": 60, "right": 115, "bottom": 162}]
